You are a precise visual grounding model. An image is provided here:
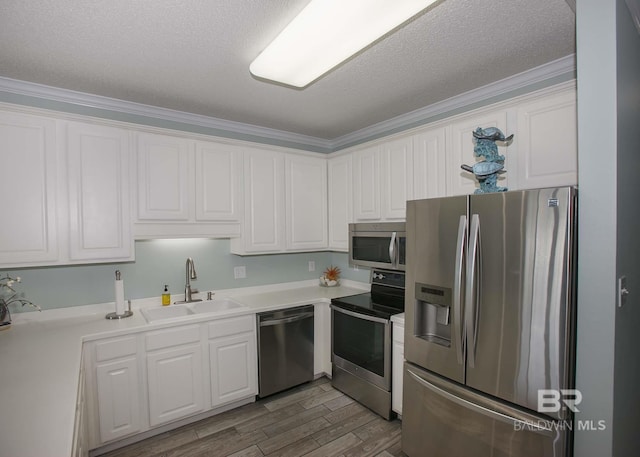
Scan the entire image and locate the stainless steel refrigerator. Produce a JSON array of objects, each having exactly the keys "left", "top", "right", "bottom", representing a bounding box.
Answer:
[{"left": 402, "top": 186, "right": 577, "bottom": 457}]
